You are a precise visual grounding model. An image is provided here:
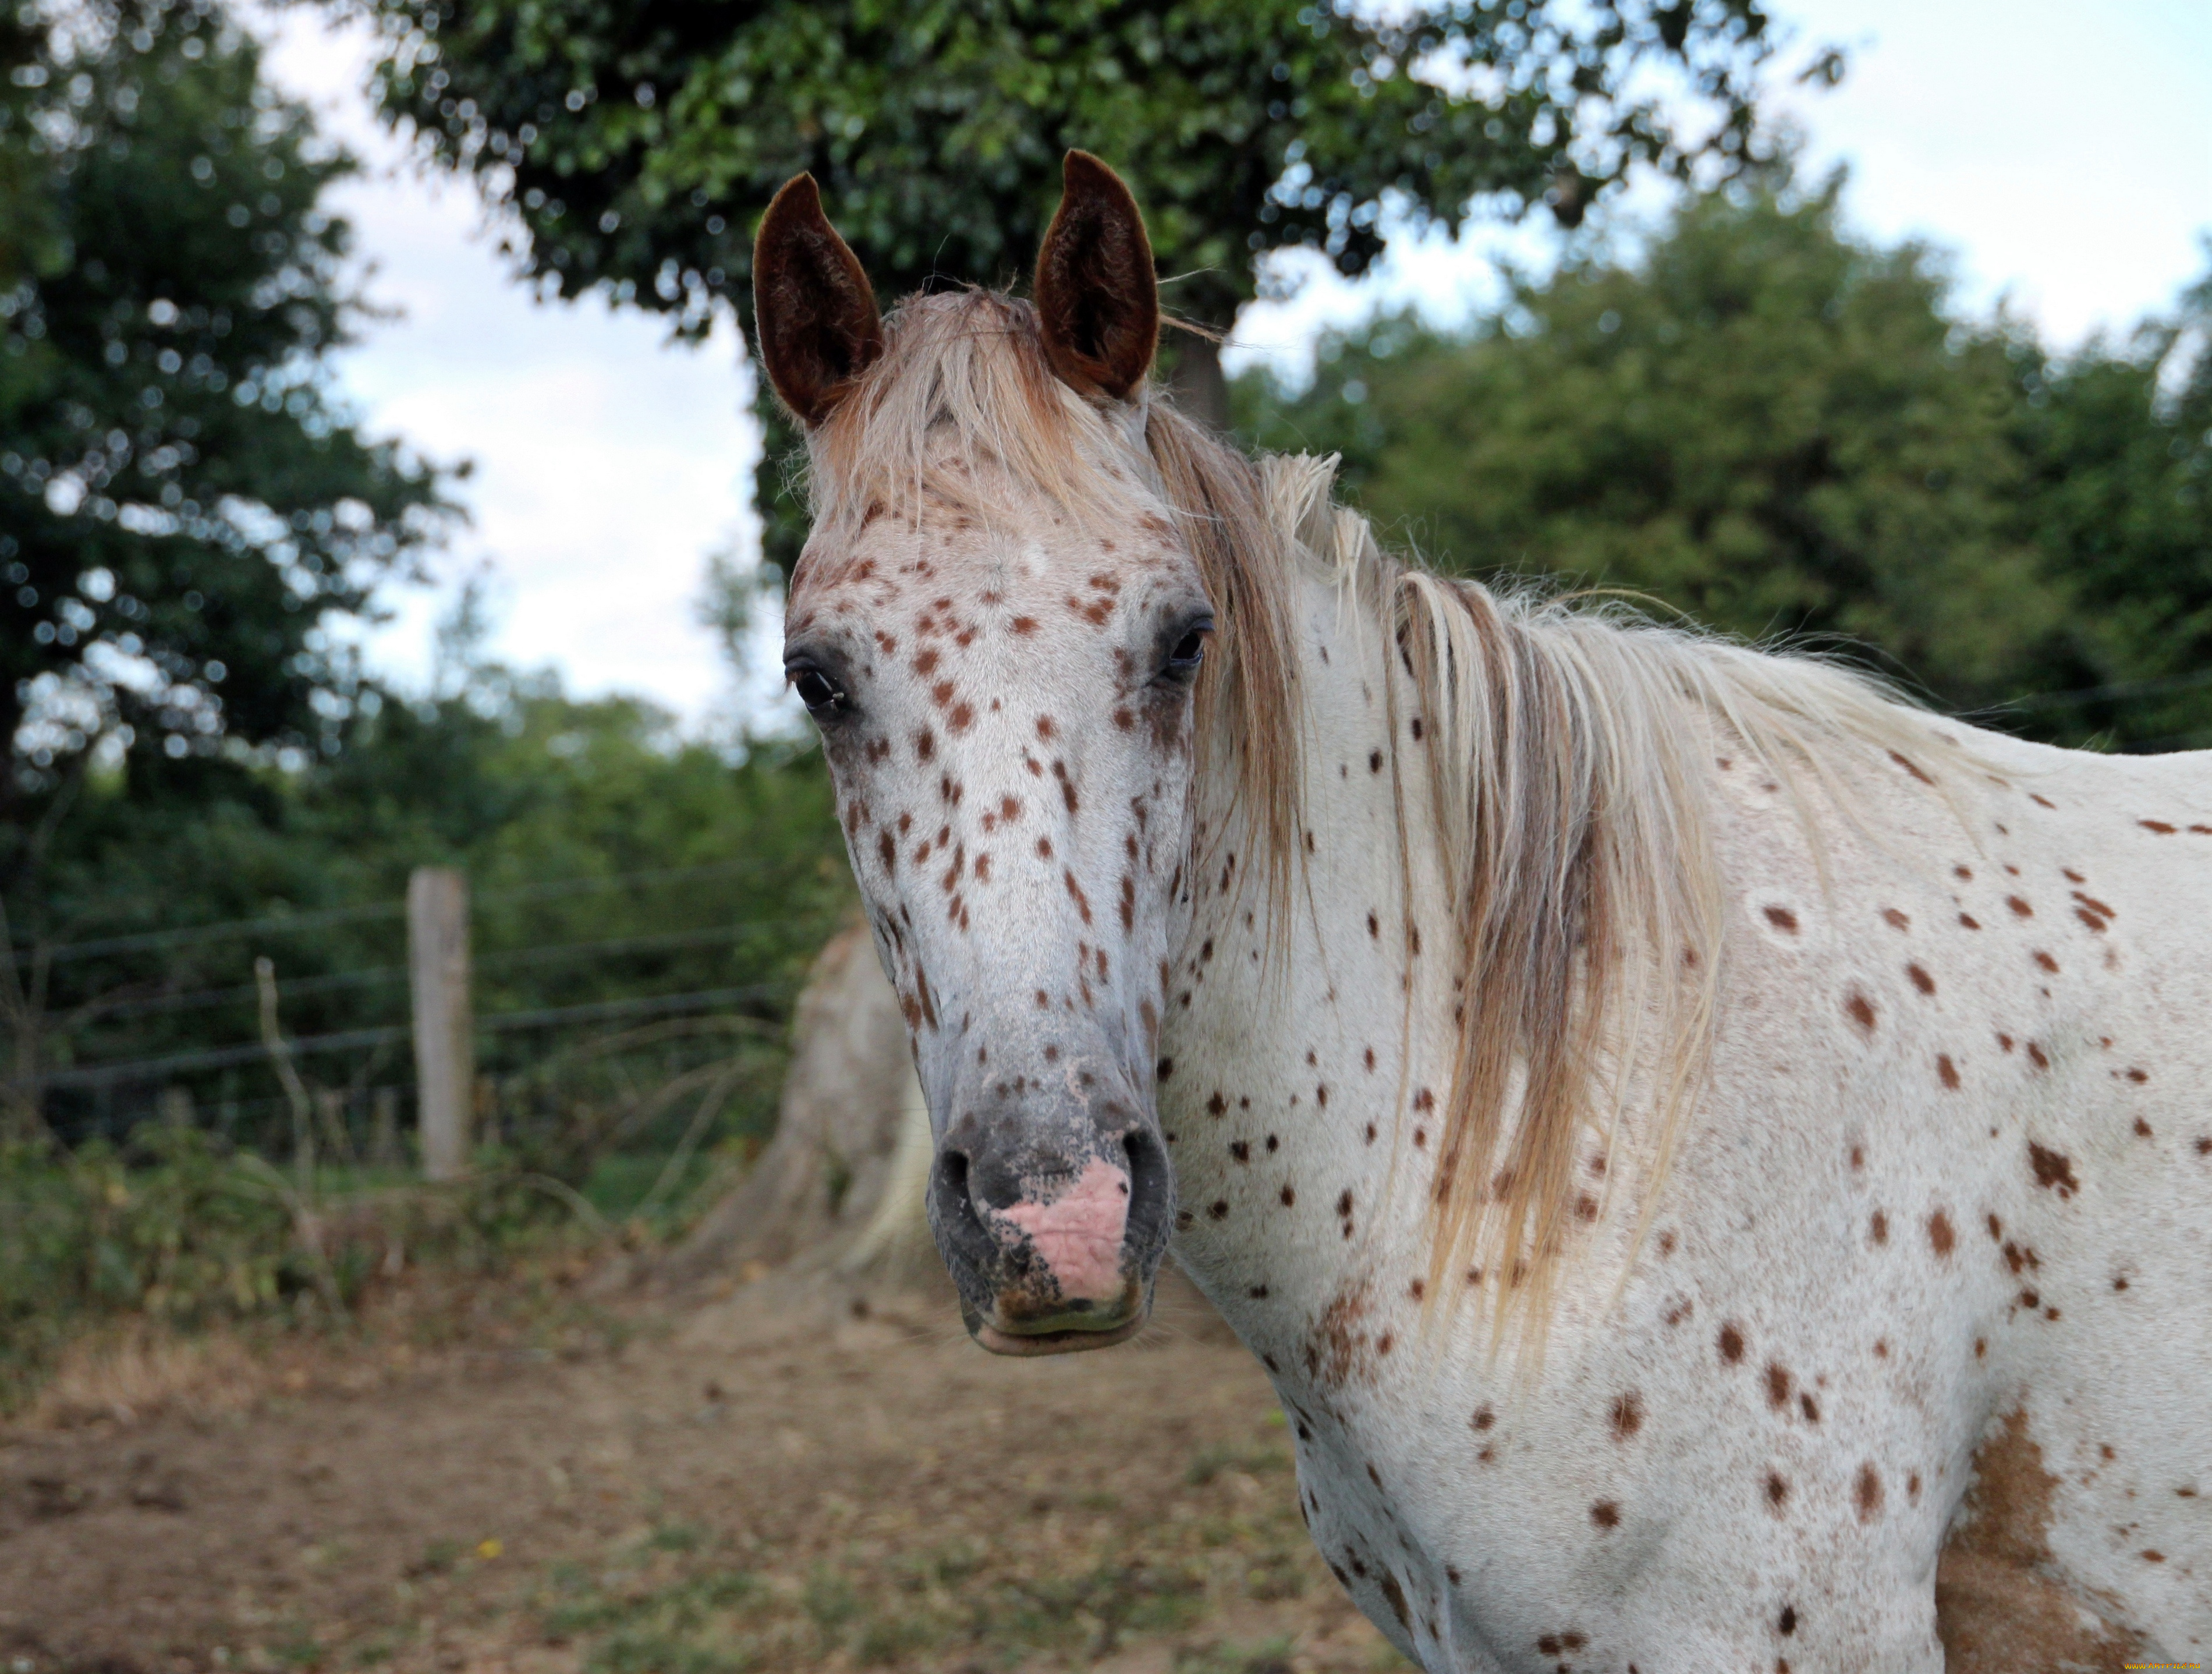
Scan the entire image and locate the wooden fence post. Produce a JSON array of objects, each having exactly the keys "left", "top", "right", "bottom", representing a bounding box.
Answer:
[{"left": 407, "top": 867, "right": 473, "bottom": 1181}]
